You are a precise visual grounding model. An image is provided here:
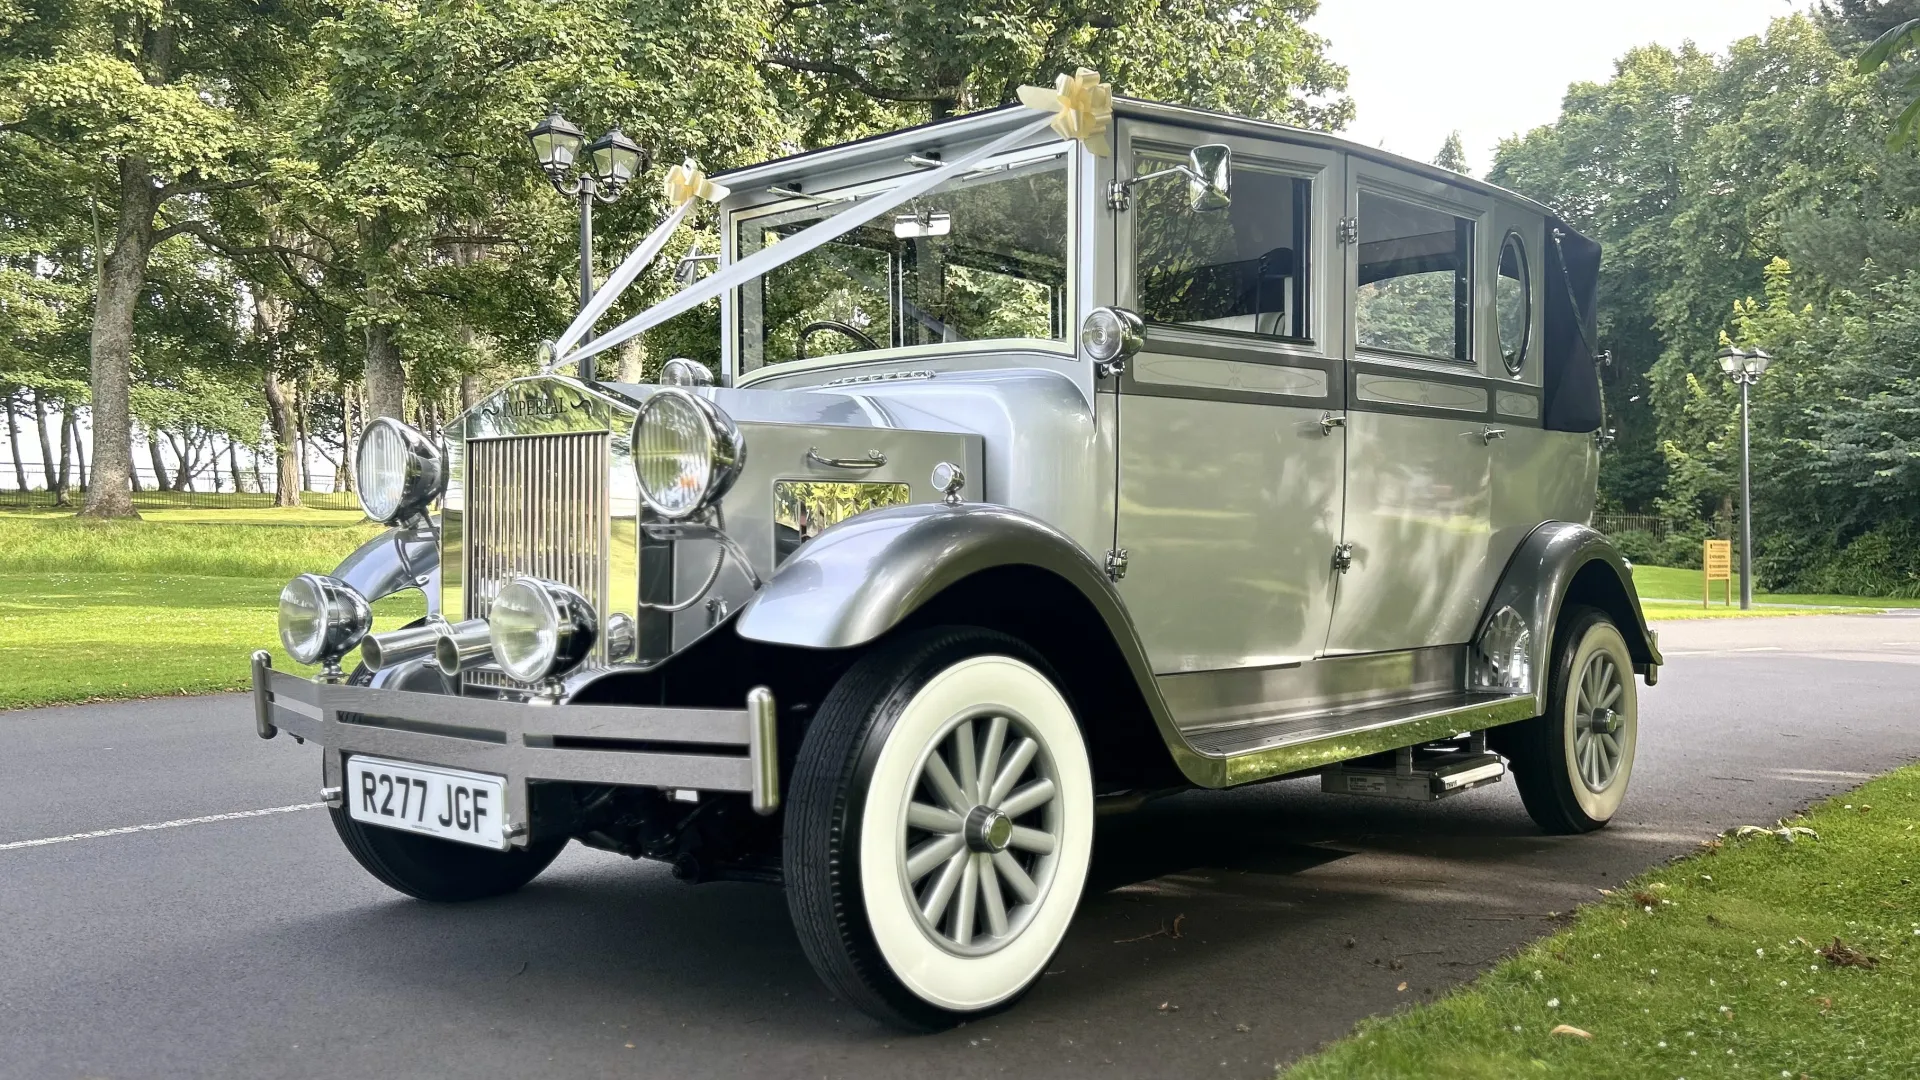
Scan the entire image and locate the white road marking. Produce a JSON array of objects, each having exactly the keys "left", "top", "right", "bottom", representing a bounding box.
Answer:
[{"left": 0, "top": 803, "right": 323, "bottom": 852}]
